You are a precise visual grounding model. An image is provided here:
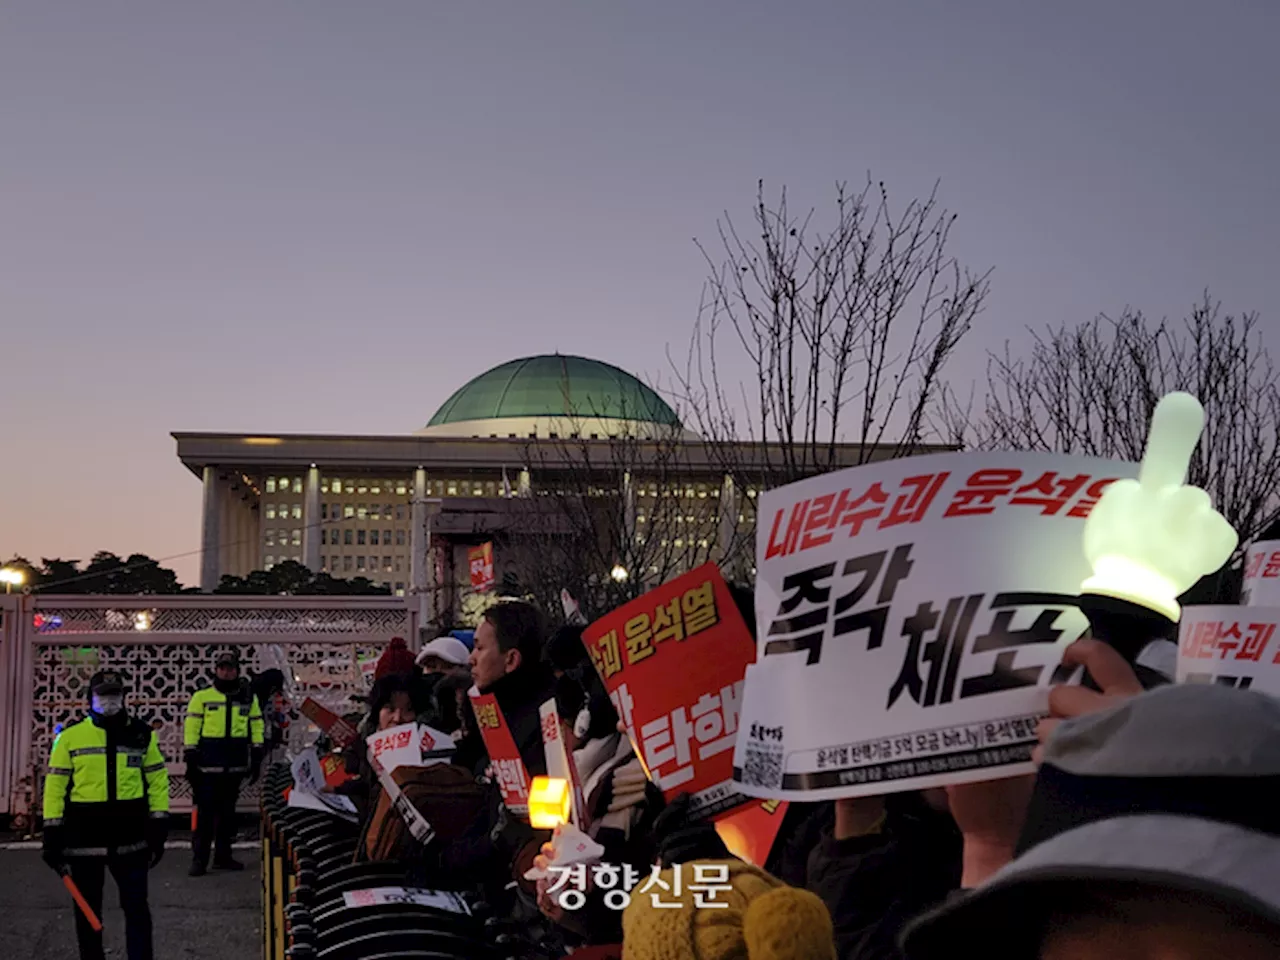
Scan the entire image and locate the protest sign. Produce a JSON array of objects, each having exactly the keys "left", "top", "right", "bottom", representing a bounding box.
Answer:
[
  {"left": 539, "top": 699, "right": 588, "bottom": 828},
  {"left": 342, "top": 887, "right": 470, "bottom": 914},
  {"left": 319, "top": 752, "right": 353, "bottom": 789},
  {"left": 1242, "top": 541, "right": 1280, "bottom": 607},
  {"left": 470, "top": 689, "right": 531, "bottom": 815},
  {"left": 1177, "top": 605, "right": 1280, "bottom": 694},
  {"left": 469, "top": 542, "right": 495, "bottom": 592},
  {"left": 290, "top": 747, "right": 326, "bottom": 794},
  {"left": 714, "top": 799, "right": 789, "bottom": 868},
  {"left": 582, "top": 563, "right": 756, "bottom": 819},
  {"left": 287, "top": 747, "right": 359, "bottom": 820},
  {"left": 366, "top": 722, "right": 456, "bottom": 774},
  {"left": 286, "top": 787, "right": 359, "bottom": 821},
  {"left": 735, "top": 451, "right": 1138, "bottom": 801},
  {"left": 299, "top": 697, "right": 358, "bottom": 749}
]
